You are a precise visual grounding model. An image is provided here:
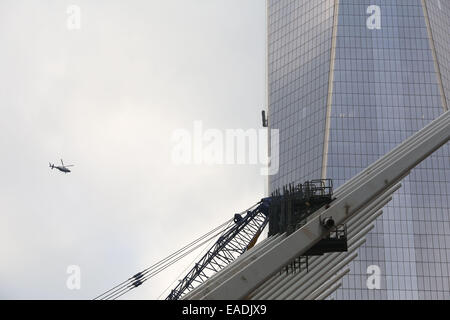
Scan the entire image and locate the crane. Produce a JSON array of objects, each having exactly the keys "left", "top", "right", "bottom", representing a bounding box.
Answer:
[
  {"left": 95, "top": 180, "right": 339, "bottom": 300},
  {"left": 166, "top": 179, "right": 337, "bottom": 300}
]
